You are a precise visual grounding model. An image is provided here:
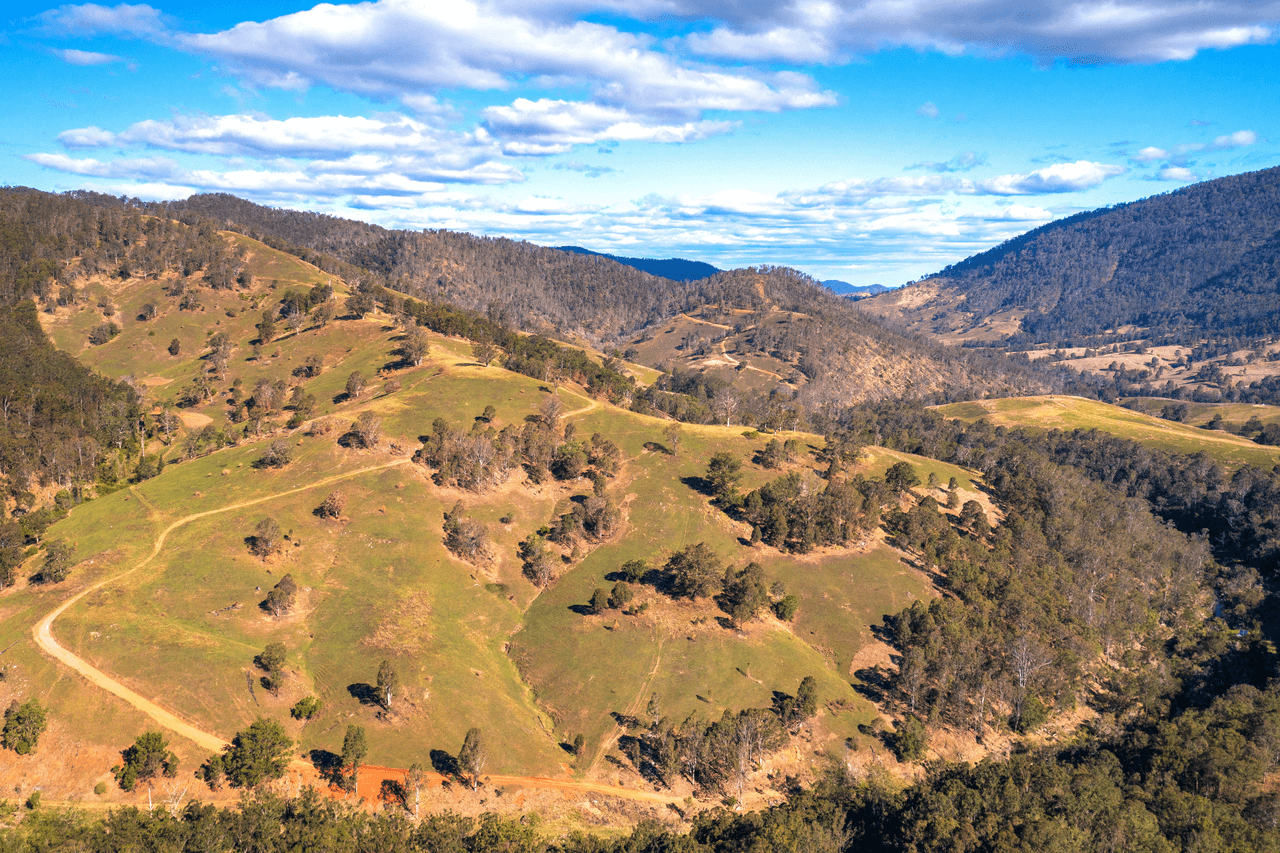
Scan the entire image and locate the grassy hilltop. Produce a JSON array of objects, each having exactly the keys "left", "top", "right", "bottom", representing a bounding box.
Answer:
[
  {"left": 1, "top": 229, "right": 968, "bottom": 815},
  {"left": 934, "top": 395, "right": 1280, "bottom": 469}
]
